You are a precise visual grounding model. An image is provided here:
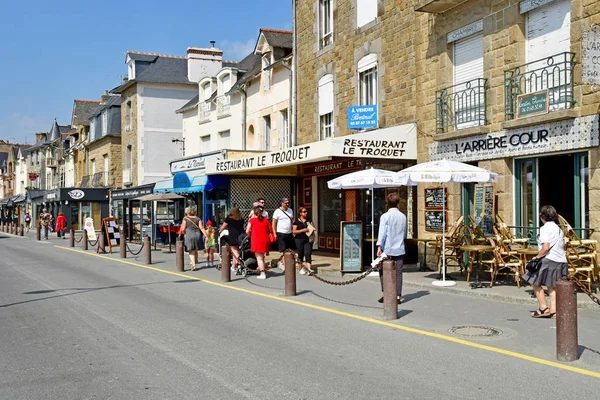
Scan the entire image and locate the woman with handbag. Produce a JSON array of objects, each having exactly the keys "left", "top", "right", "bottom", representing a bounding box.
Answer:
[
  {"left": 246, "top": 202, "right": 273, "bottom": 280},
  {"left": 523, "top": 205, "right": 568, "bottom": 318},
  {"left": 55, "top": 212, "right": 67, "bottom": 239},
  {"left": 179, "top": 206, "right": 206, "bottom": 271},
  {"left": 292, "top": 207, "right": 315, "bottom": 275}
]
